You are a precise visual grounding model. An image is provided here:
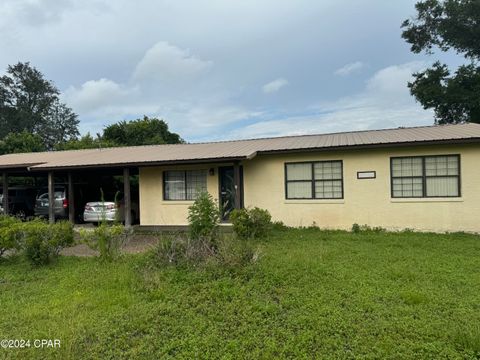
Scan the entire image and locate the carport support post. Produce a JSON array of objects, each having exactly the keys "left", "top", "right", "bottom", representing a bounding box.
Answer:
[
  {"left": 48, "top": 171, "right": 55, "bottom": 224},
  {"left": 2, "top": 173, "right": 8, "bottom": 215},
  {"left": 123, "top": 168, "right": 131, "bottom": 228},
  {"left": 233, "top": 161, "right": 241, "bottom": 210},
  {"left": 68, "top": 172, "right": 75, "bottom": 224}
]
